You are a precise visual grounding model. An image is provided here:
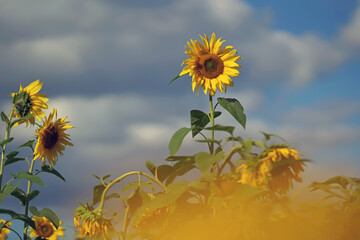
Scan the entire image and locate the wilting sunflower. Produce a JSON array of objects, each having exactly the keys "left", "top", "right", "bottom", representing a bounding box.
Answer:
[
  {"left": 34, "top": 108, "right": 73, "bottom": 167},
  {"left": 74, "top": 214, "right": 114, "bottom": 240},
  {"left": 179, "top": 33, "right": 242, "bottom": 96},
  {"left": 0, "top": 219, "right": 11, "bottom": 240},
  {"left": 29, "top": 217, "right": 65, "bottom": 240},
  {"left": 11, "top": 79, "right": 49, "bottom": 126},
  {"left": 238, "top": 147, "right": 306, "bottom": 194}
]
